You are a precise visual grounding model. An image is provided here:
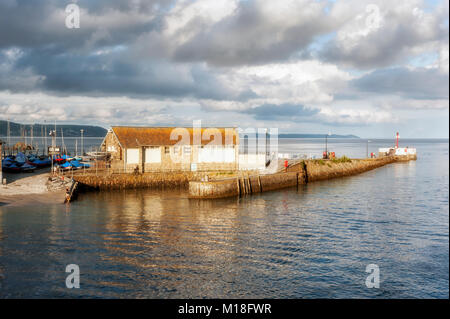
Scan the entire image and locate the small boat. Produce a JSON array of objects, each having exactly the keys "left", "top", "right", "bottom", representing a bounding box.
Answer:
[
  {"left": 70, "top": 160, "right": 90, "bottom": 169},
  {"left": 15, "top": 152, "right": 27, "bottom": 164},
  {"left": 53, "top": 155, "right": 66, "bottom": 164},
  {"left": 59, "top": 162, "right": 73, "bottom": 170},
  {"left": 3, "top": 163, "right": 22, "bottom": 173},
  {"left": 2, "top": 158, "right": 14, "bottom": 167},
  {"left": 85, "top": 151, "right": 107, "bottom": 160},
  {"left": 30, "top": 157, "right": 52, "bottom": 168},
  {"left": 20, "top": 162, "right": 36, "bottom": 173}
]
